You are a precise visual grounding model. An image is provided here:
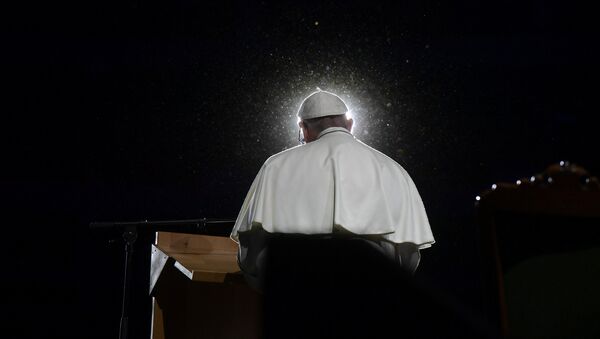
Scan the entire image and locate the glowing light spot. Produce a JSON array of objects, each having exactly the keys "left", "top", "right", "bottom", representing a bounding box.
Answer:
[
  {"left": 530, "top": 176, "right": 536, "bottom": 182},
  {"left": 516, "top": 180, "right": 522, "bottom": 185},
  {"left": 491, "top": 184, "right": 497, "bottom": 190},
  {"left": 475, "top": 196, "right": 481, "bottom": 201},
  {"left": 314, "top": 21, "right": 319, "bottom": 26}
]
